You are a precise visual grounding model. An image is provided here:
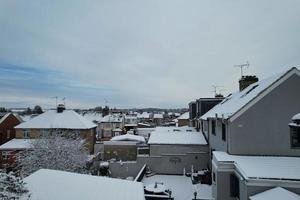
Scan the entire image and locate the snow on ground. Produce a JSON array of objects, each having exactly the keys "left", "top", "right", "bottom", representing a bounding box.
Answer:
[
  {"left": 142, "top": 175, "right": 212, "bottom": 200},
  {"left": 24, "top": 169, "right": 145, "bottom": 200}
]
